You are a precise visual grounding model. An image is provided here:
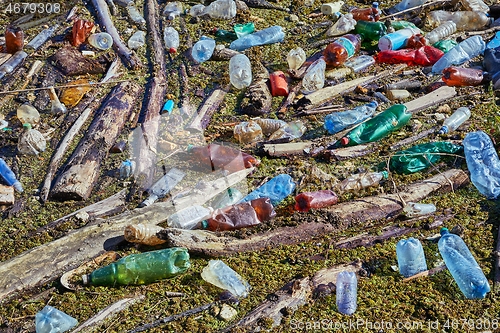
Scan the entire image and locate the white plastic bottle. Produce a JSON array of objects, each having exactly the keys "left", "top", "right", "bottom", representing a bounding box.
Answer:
[
  {"left": 163, "top": 26, "right": 180, "bottom": 53},
  {"left": 167, "top": 205, "right": 213, "bottom": 229},
  {"left": 203, "top": 0, "right": 236, "bottom": 19},
  {"left": 438, "top": 107, "right": 471, "bottom": 134},
  {"left": 229, "top": 54, "right": 252, "bottom": 89}
]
